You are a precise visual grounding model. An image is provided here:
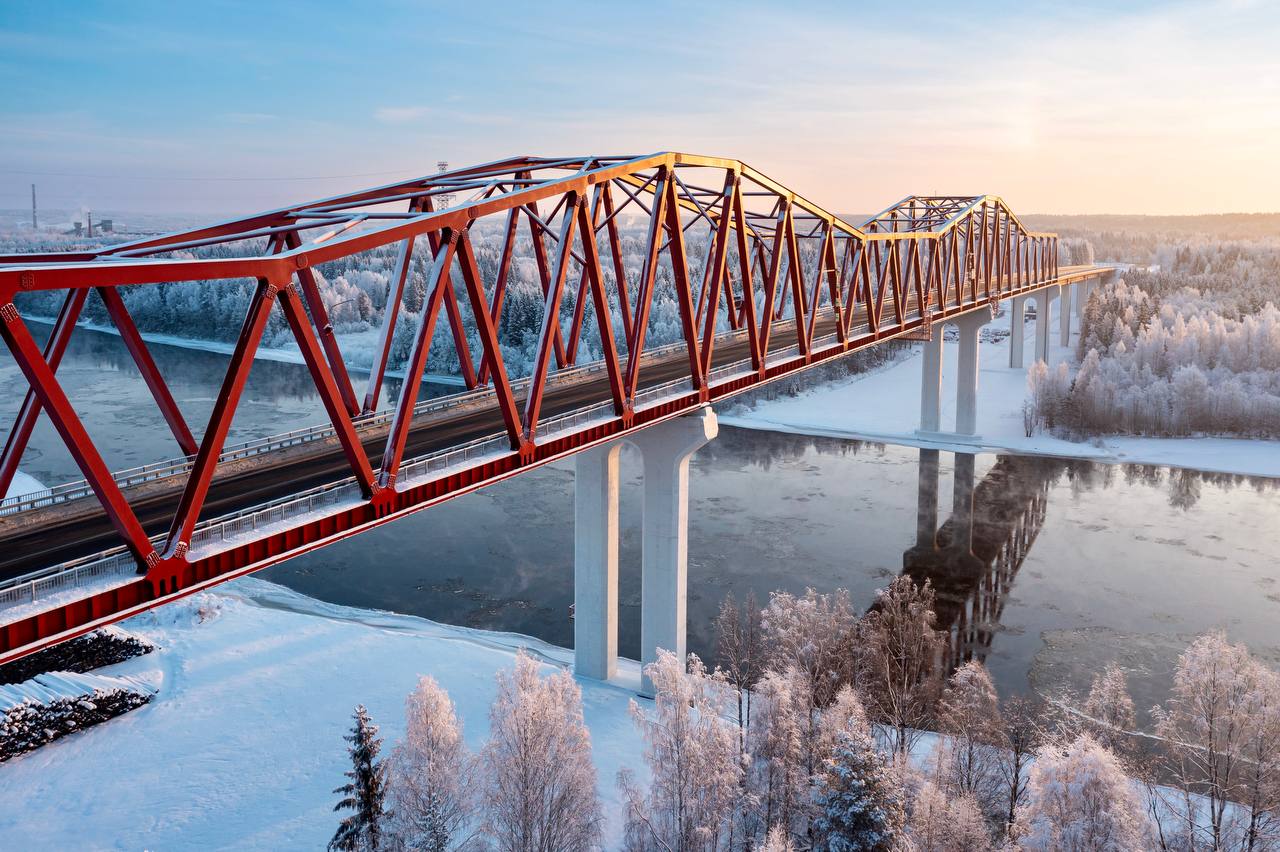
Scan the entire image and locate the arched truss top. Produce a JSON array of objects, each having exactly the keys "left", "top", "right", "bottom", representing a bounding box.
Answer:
[{"left": 0, "top": 152, "right": 1053, "bottom": 290}]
